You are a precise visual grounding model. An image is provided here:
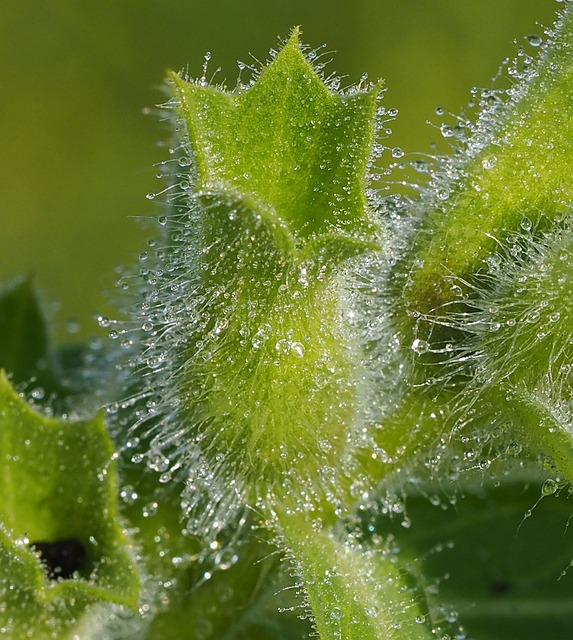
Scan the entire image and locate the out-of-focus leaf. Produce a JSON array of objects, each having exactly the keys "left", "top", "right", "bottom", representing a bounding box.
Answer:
[{"left": 367, "top": 474, "right": 573, "bottom": 640}]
